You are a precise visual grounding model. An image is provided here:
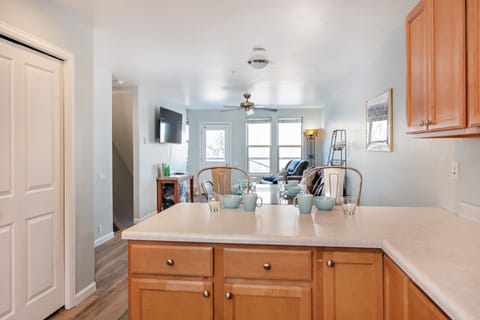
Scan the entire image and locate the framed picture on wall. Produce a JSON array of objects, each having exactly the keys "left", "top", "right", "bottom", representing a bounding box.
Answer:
[{"left": 366, "top": 88, "right": 393, "bottom": 152}]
